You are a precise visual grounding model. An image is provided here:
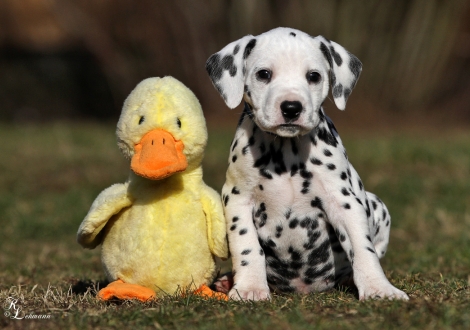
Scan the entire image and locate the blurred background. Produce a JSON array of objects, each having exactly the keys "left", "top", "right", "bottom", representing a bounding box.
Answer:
[{"left": 0, "top": 0, "right": 469, "bottom": 127}]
